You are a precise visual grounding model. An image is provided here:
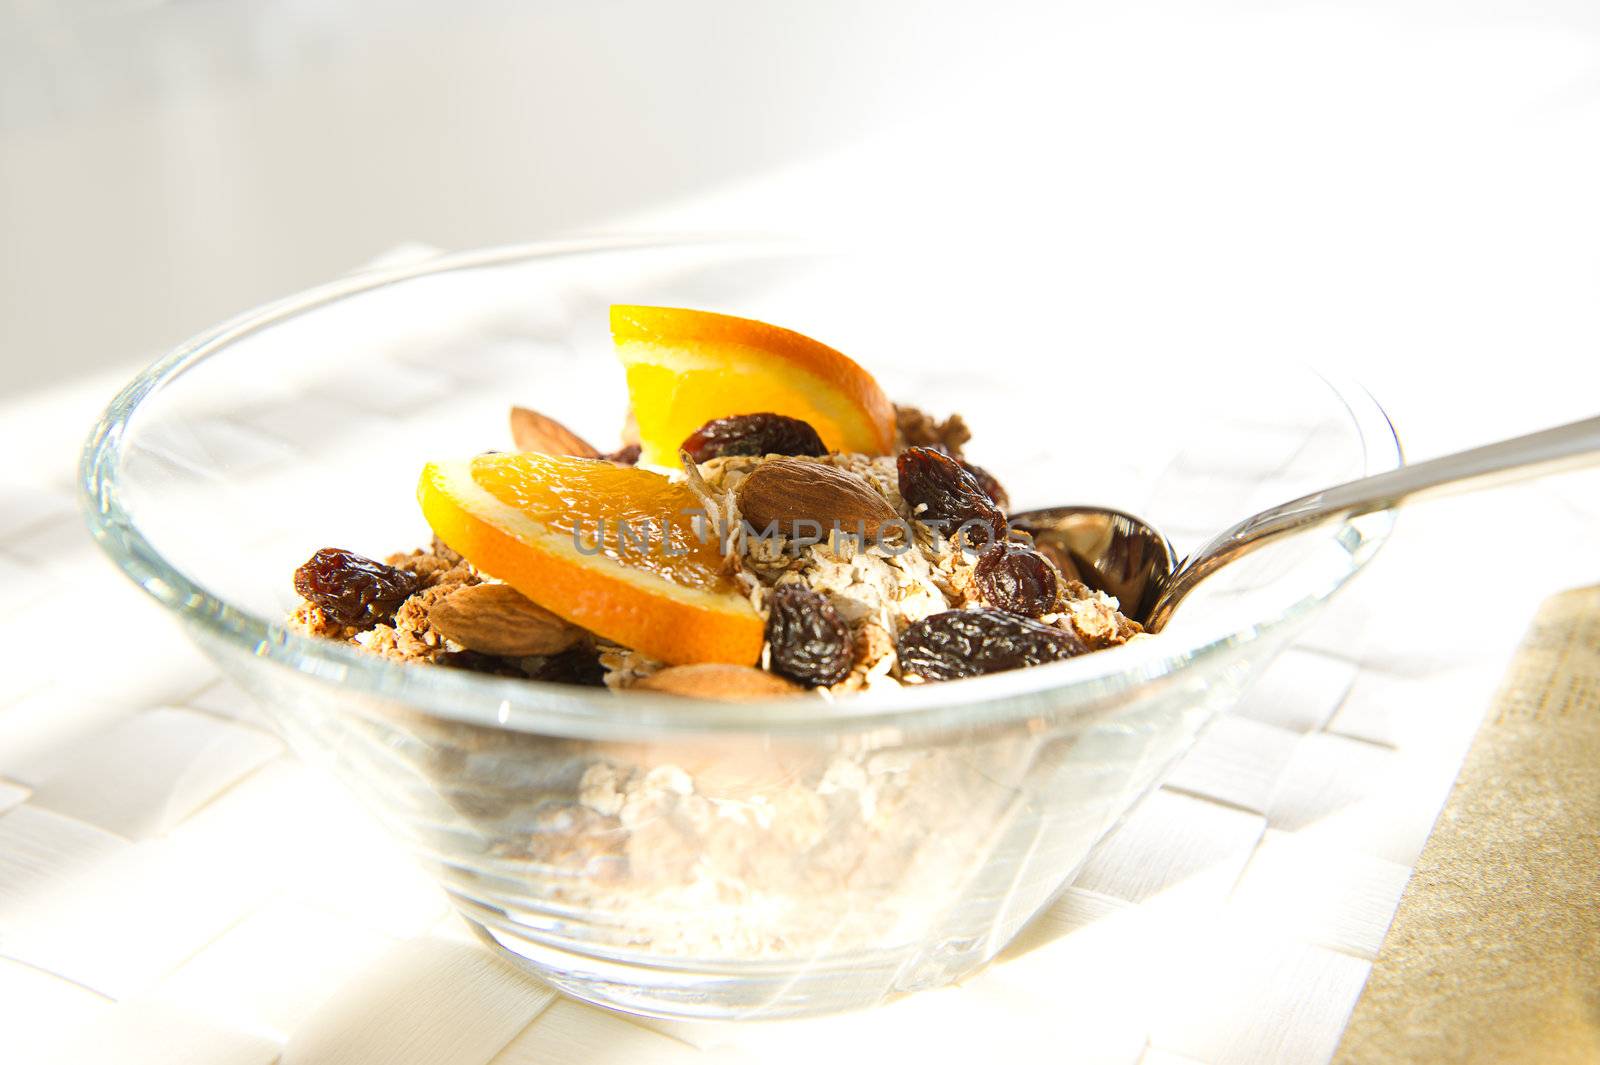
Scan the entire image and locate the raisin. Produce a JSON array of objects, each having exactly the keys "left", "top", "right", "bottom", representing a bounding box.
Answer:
[
  {"left": 896, "top": 446, "right": 1007, "bottom": 546},
  {"left": 974, "top": 541, "right": 1060, "bottom": 617},
  {"left": 604, "top": 443, "right": 642, "bottom": 466},
  {"left": 765, "top": 584, "right": 854, "bottom": 686},
  {"left": 897, "top": 608, "right": 1086, "bottom": 681},
  {"left": 439, "top": 645, "right": 605, "bottom": 685},
  {"left": 682, "top": 413, "right": 827, "bottom": 462},
  {"left": 529, "top": 645, "right": 607, "bottom": 687},
  {"left": 913, "top": 443, "right": 1007, "bottom": 510},
  {"left": 959, "top": 460, "right": 1009, "bottom": 511},
  {"left": 1028, "top": 538, "right": 1082, "bottom": 584},
  {"left": 438, "top": 650, "right": 525, "bottom": 677},
  {"left": 294, "top": 548, "right": 422, "bottom": 628}
]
